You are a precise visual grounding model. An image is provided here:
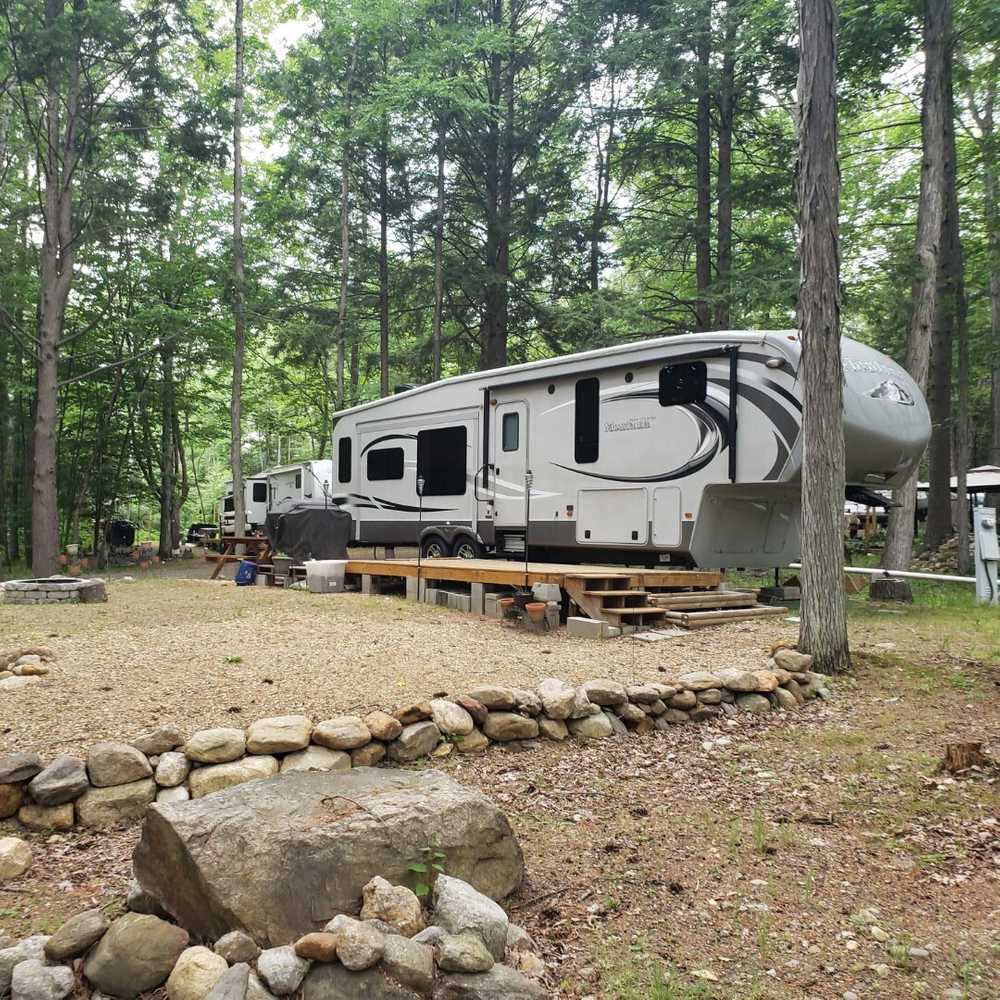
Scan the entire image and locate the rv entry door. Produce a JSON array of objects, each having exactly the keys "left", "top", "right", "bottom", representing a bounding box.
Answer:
[{"left": 492, "top": 401, "right": 528, "bottom": 529}]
